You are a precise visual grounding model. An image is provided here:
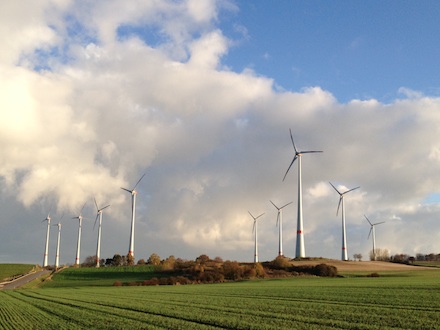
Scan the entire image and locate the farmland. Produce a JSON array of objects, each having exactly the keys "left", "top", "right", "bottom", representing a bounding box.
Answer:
[
  {"left": 0, "top": 264, "right": 36, "bottom": 282},
  {"left": 1, "top": 266, "right": 440, "bottom": 329}
]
